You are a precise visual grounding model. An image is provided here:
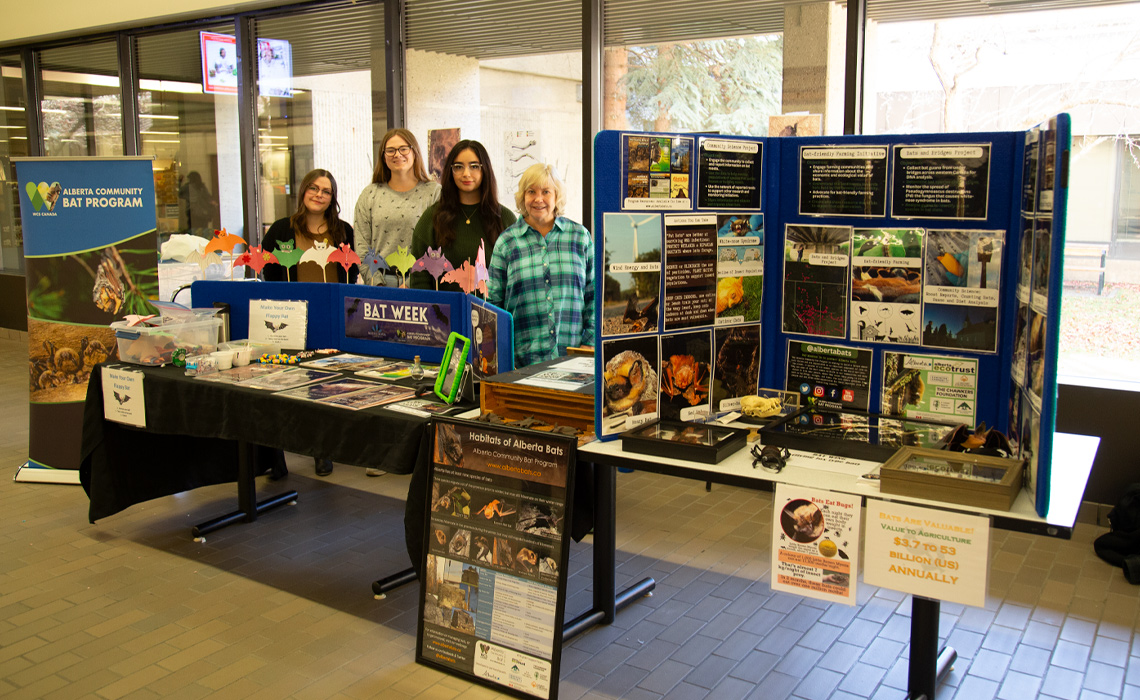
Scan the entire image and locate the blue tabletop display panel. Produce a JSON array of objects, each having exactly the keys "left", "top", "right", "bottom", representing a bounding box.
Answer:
[
  {"left": 191, "top": 280, "right": 513, "bottom": 371},
  {"left": 592, "top": 119, "right": 1071, "bottom": 517}
]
